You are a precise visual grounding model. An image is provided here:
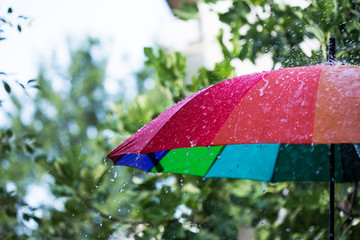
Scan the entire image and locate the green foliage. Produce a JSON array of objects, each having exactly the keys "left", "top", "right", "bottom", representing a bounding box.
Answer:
[
  {"left": 172, "top": 2, "right": 199, "bottom": 21},
  {"left": 215, "top": 0, "right": 360, "bottom": 67},
  {"left": 189, "top": 59, "right": 235, "bottom": 92},
  {"left": 144, "top": 47, "right": 187, "bottom": 103}
]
